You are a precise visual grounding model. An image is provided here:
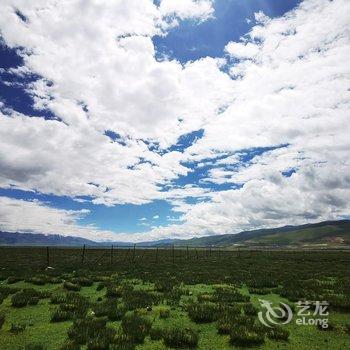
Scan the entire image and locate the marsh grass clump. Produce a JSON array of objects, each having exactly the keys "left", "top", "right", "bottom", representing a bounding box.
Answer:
[
  {"left": 10, "top": 290, "right": 44, "bottom": 308},
  {"left": 150, "top": 326, "right": 164, "bottom": 340},
  {"left": 51, "top": 309, "right": 73, "bottom": 322},
  {"left": 159, "top": 307, "right": 170, "bottom": 319},
  {"left": 24, "top": 343, "right": 46, "bottom": 350},
  {"left": 0, "top": 285, "right": 21, "bottom": 297},
  {"left": 163, "top": 326, "right": 198, "bottom": 348},
  {"left": 214, "top": 286, "right": 250, "bottom": 303},
  {"left": 96, "top": 282, "right": 105, "bottom": 291},
  {"left": 50, "top": 294, "right": 66, "bottom": 304},
  {"left": 121, "top": 311, "right": 152, "bottom": 343},
  {"left": 64, "top": 281, "right": 81, "bottom": 292},
  {"left": 243, "top": 303, "right": 258, "bottom": 316},
  {"left": 67, "top": 316, "right": 114, "bottom": 345},
  {"left": 0, "top": 313, "right": 5, "bottom": 330},
  {"left": 111, "top": 332, "right": 136, "bottom": 350},
  {"left": 28, "top": 296, "right": 40, "bottom": 305},
  {"left": 197, "top": 293, "right": 215, "bottom": 303},
  {"left": 187, "top": 302, "right": 220, "bottom": 323},
  {"left": 7, "top": 276, "right": 22, "bottom": 284},
  {"left": 10, "top": 322, "right": 26, "bottom": 333},
  {"left": 230, "top": 324, "right": 265, "bottom": 347},
  {"left": 123, "top": 290, "right": 159, "bottom": 310},
  {"left": 11, "top": 291, "right": 29, "bottom": 307},
  {"left": 71, "top": 277, "right": 93, "bottom": 287},
  {"left": 26, "top": 276, "right": 47, "bottom": 286},
  {"left": 327, "top": 294, "right": 350, "bottom": 312},
  {"left": 248, "top": 287, "right": 275, "bottom": 295},
  {"left": 59, "top": 340, "right": 81, "bottom": 350},
  {"left": 155, "top": 279, "right": 177, "bottom": 293},
  {"left": 92, "top": 299, "right": 126, "bottom": 321},
  {"left": 86, "top": 327, "right": 117, "bottom": 350},
  {"left": 267, "top": 325, "right": 290, "bottom": 341}
]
